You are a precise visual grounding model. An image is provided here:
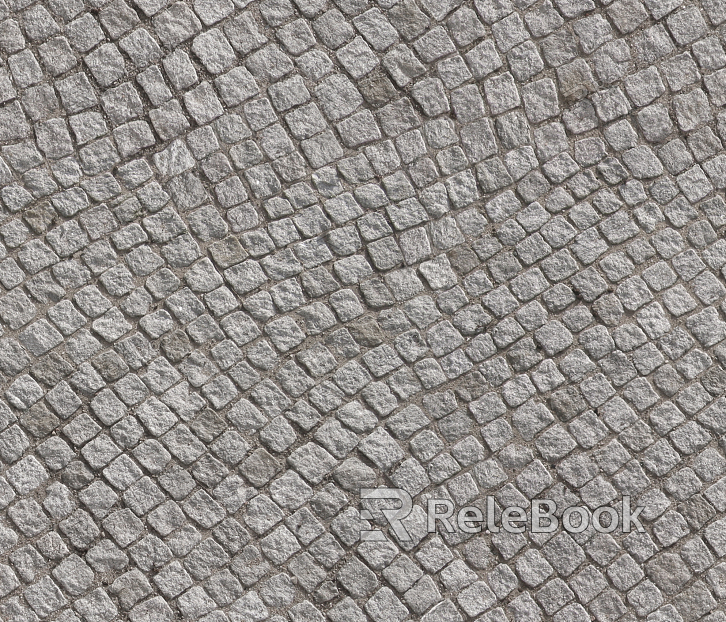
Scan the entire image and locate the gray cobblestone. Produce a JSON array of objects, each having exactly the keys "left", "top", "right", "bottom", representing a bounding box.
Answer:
[{"left": 0, "top": 0, "right": 724, "bottom": 619}]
